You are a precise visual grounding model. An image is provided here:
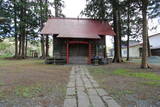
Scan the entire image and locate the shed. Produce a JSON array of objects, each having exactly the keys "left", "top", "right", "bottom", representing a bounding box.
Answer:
[
  {"left": 41, "top": 18, "right": 115, "bottom": 64},
  {"left": 149, "top": 33, "right": 160, "bottom": 56}
]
